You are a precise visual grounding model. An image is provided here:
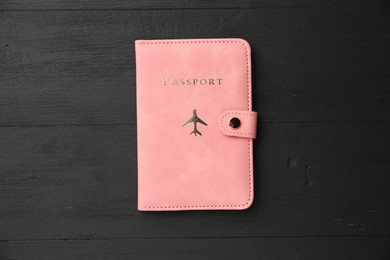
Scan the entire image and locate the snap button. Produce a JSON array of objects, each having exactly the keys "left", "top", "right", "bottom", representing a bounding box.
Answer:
[
  {"left": 218, "top": 110, "right": 257, "bottom": 139},
  {"left": 229, "top": 117, "right": 241, "bottom": 128}
]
